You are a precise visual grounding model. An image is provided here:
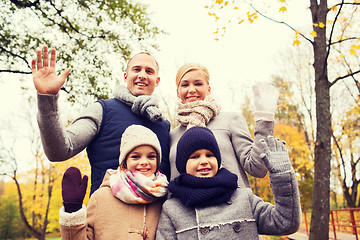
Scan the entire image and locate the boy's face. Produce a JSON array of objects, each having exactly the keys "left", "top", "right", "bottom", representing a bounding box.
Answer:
[
  {"left": 177, "top": 70, "right": 211, "bottom": 104},
  {"left": 186, "top": 149, "right": 218, "bottom": 178},
  {"left": 126, "top": 145, "right": 158, "bottom": 177},
  {"left": 124, "top": 53, "right": 160, "bottom": 97}
]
